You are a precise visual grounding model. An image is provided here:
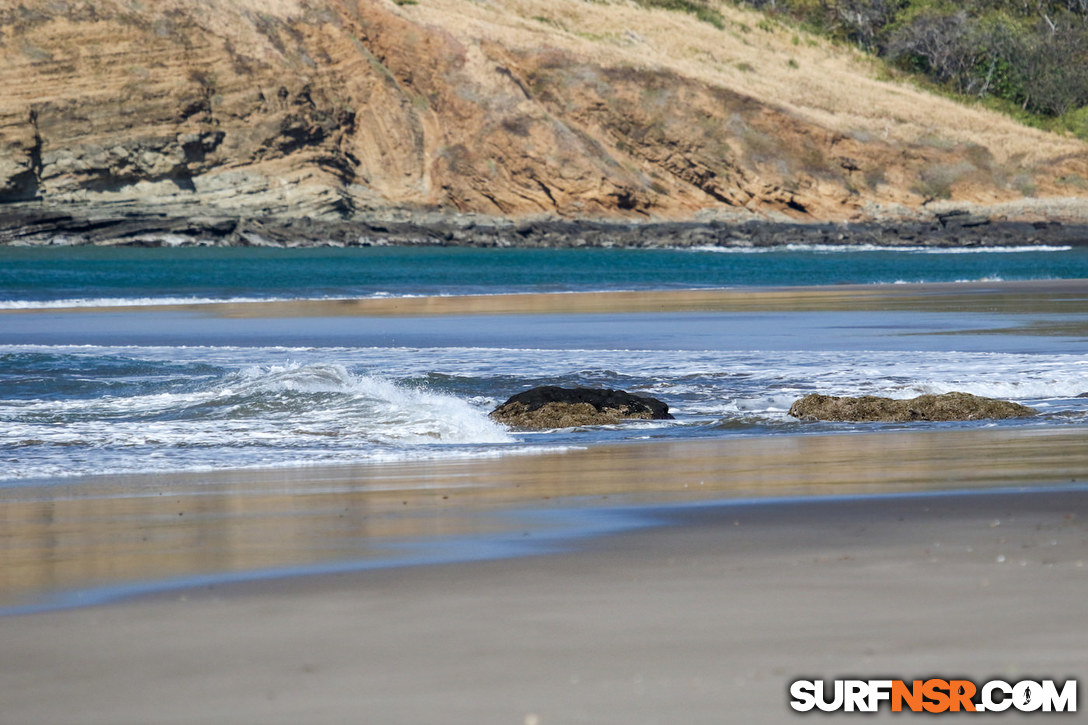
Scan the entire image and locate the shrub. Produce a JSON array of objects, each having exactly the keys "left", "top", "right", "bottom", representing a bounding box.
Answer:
[{"left": 733, "top": 0, "right": 1088, "bottom": 124}]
